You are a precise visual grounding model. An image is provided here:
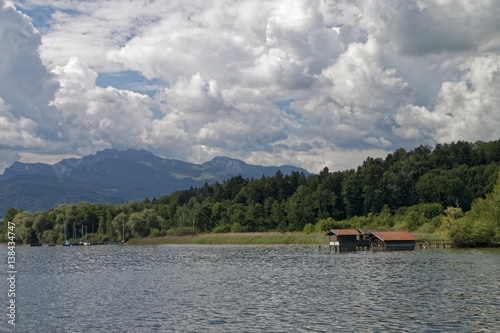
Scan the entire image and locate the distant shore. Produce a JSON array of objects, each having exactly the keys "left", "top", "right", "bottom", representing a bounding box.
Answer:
[{"left": 127, "top": 232, "right": 327, "bottom": 245}]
